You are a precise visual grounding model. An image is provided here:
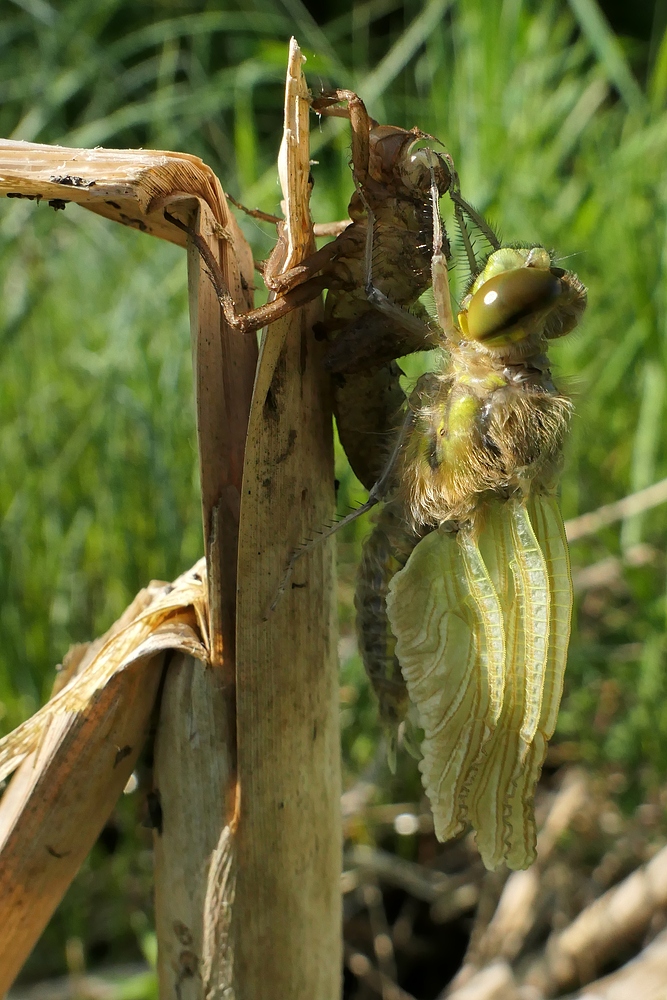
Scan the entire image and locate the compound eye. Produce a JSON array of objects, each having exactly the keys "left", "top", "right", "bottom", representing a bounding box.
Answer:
[{"left": 465, "top": 267, "right": 562, "bottom": 344}]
